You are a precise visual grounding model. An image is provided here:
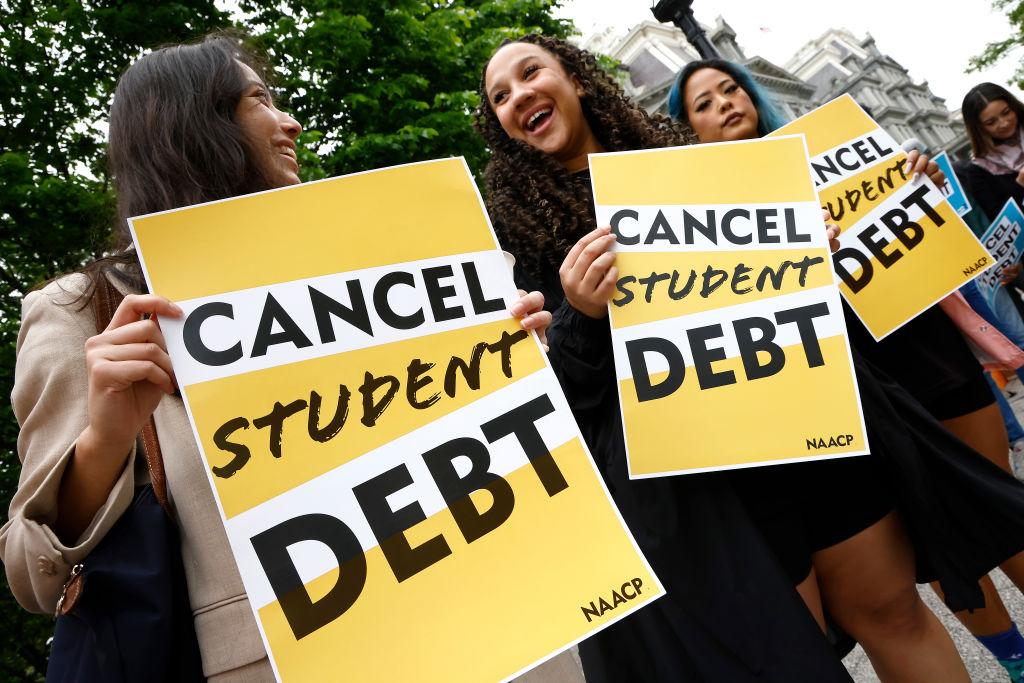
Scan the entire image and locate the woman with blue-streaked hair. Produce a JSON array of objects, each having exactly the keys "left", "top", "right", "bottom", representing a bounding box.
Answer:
[
  {"left": 667, "top": 59, "right": 789, "bottom": 136},
  {"left": 671, "top": 58, "right": 1024, "bottom": 682}
]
